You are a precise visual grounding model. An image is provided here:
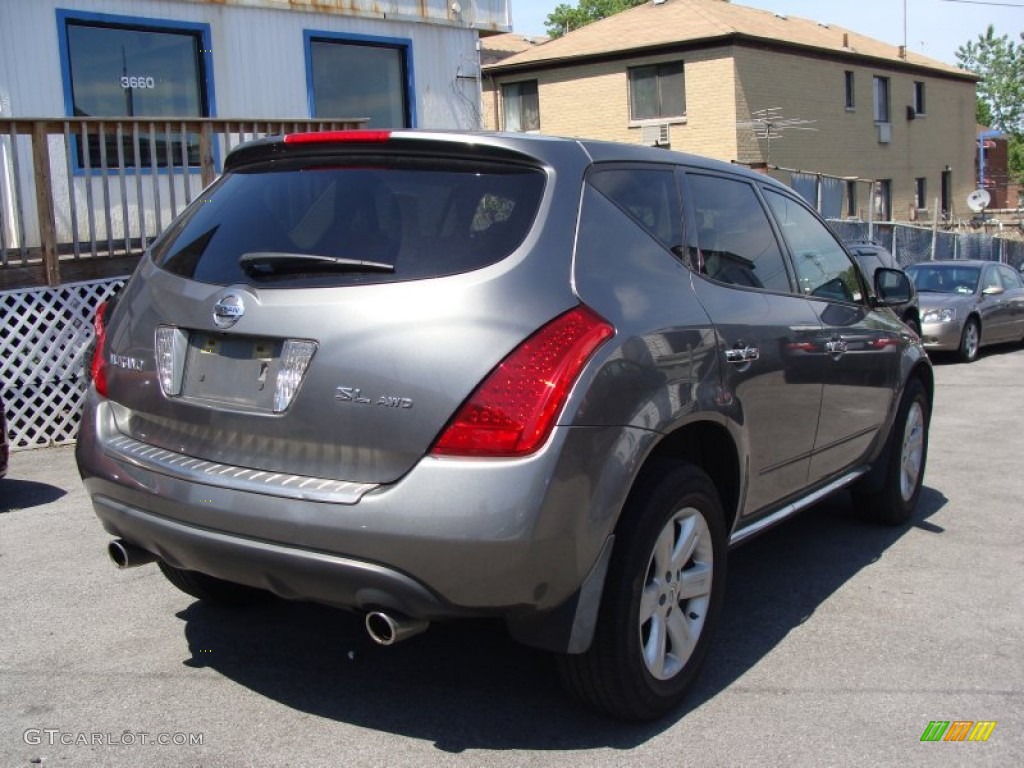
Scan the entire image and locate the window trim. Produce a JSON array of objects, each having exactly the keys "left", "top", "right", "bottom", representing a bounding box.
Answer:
[
  {"left": 627, "top": 61, "right": 687, "bottom": 124},
  {"left": 913, "top": 81, "right": 927, "bottom": 116},
  {"left": 873, "top": 75, "right": 891, "bottom": 124},
  {"left": 56, "top": 8, "right": 217, "bottom": 176},
  {"left": 875, "top": 179, "right": 893, "bottom": 221},
  {"left": 501, "top": 79, "right": 541, "bottom": 133},
  {"left": 303, "top": 29, "right": 416, "bottom": 127}
]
